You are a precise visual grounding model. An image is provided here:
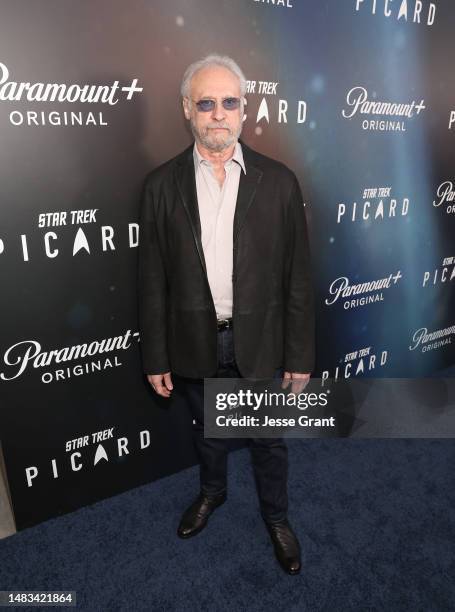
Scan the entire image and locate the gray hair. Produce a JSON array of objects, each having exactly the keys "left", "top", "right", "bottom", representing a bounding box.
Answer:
[{"left": 180, "top": 53, "right": 247, "bottom": 99}]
